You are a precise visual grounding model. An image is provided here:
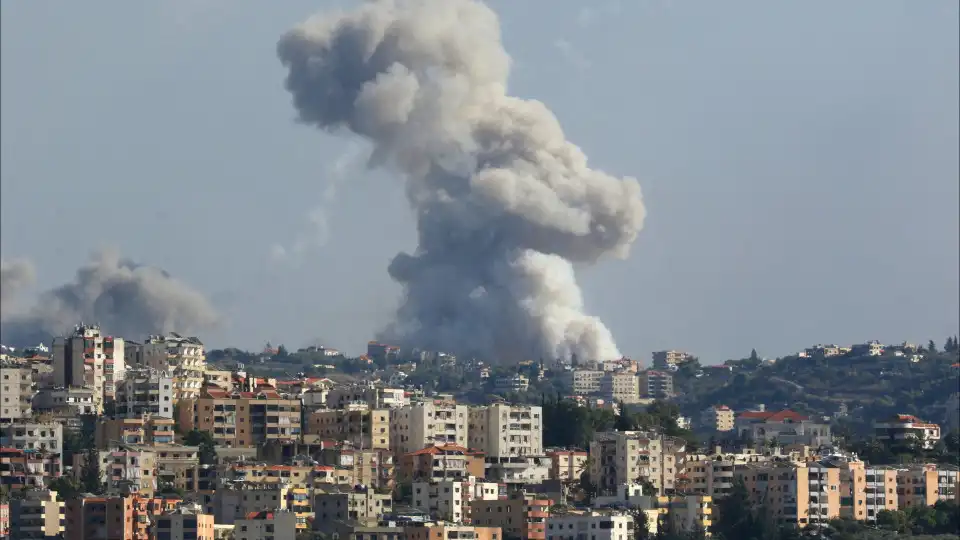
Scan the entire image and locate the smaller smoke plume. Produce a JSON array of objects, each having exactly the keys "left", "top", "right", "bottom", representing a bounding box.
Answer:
[
  {"left": 1, "top": 258, "right": 36, "bottom": 318},
  {"left": 0, "top": 249, "right": 219, "bottom": 346}
]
